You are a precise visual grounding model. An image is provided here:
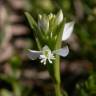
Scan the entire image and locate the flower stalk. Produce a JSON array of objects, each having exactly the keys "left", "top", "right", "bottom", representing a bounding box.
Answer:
[{"left": 53, "top": 21, "right": 65, "bottom": 96}]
